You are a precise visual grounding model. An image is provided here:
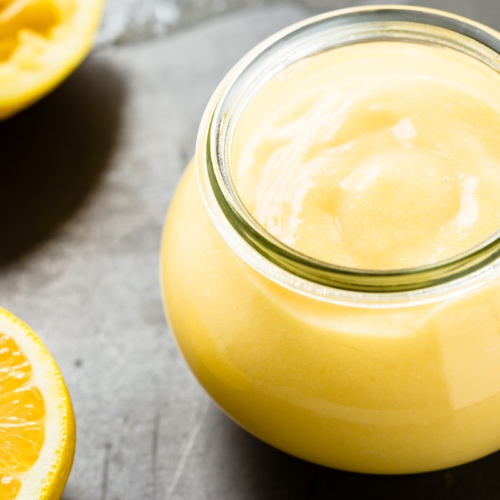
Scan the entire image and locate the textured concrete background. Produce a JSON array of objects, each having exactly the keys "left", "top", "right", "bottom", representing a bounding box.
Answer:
[
  {"left": 96, "top": 0, "right": 500, "bottom": 46},
  {"left": 2, "top": 1, "right": 500, "bottom": 499}
]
